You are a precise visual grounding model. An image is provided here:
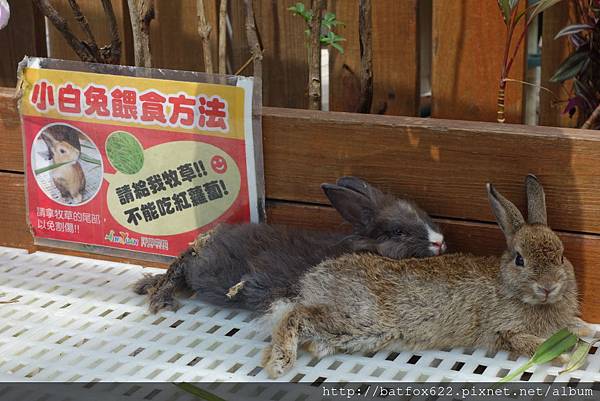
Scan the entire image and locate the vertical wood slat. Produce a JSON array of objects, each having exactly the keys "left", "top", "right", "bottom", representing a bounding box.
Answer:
[
  {"left": 370, "top": 0, "right": 419, "bottom": 115},
  {"left": 539, "top": 2, "right": 575, "bottom": 128},
  {"left": 253, "top": 0, "right": 309, "bottom": 109},
  {"left": 0, "top": 1, "right": 46, "bottom": 86},
  {"left": 151, "top": 0, "right": 218, "bottom": 72},
  {"left": 149, "top": 0, "right": 309, "bottom": 109},
  {"left": 46, "top": 0, "right": 133, "bottom": 65},
  {"left": 328, "top": 0, "right": 420, "bottom": 116},
  {"left": 431, "top": 0, "right": 527, "bottom": 123},
  {"left": 328, "top": 0, "right": 361, "bottom": 112}
]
